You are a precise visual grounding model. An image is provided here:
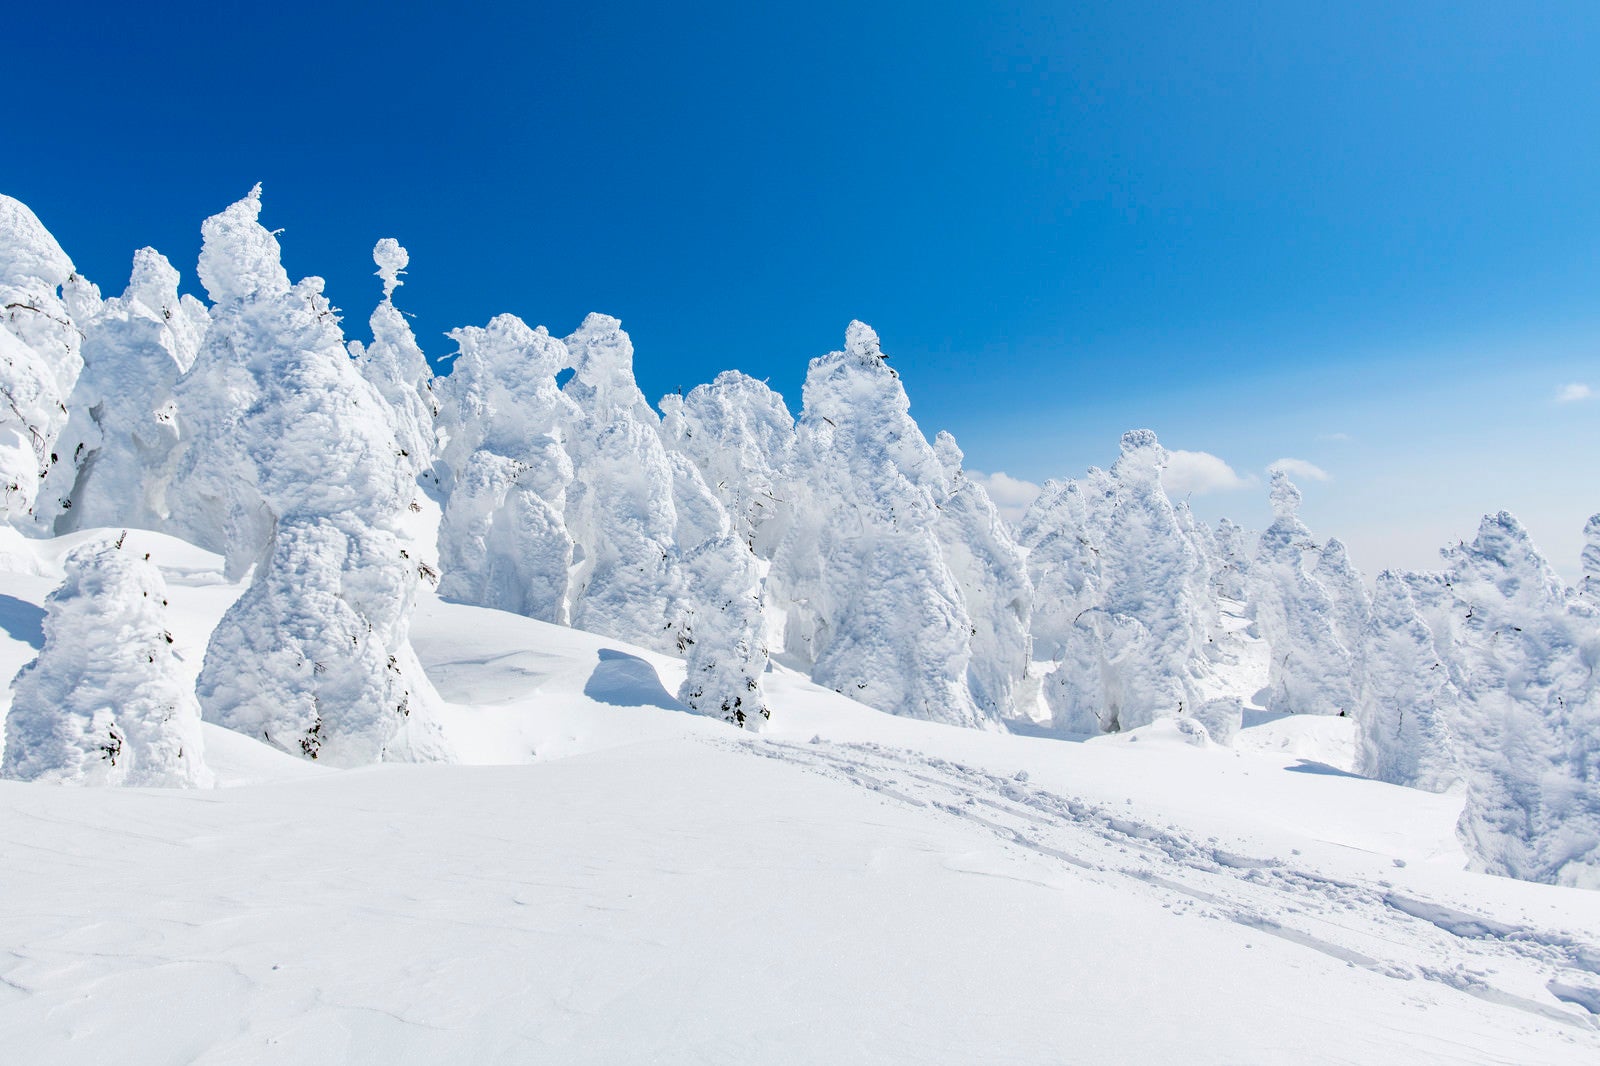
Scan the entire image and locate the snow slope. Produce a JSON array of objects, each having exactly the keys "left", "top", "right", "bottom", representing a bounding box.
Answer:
[{"left": 2, "top": 531, "right": 1599, "bottom": 1063}]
